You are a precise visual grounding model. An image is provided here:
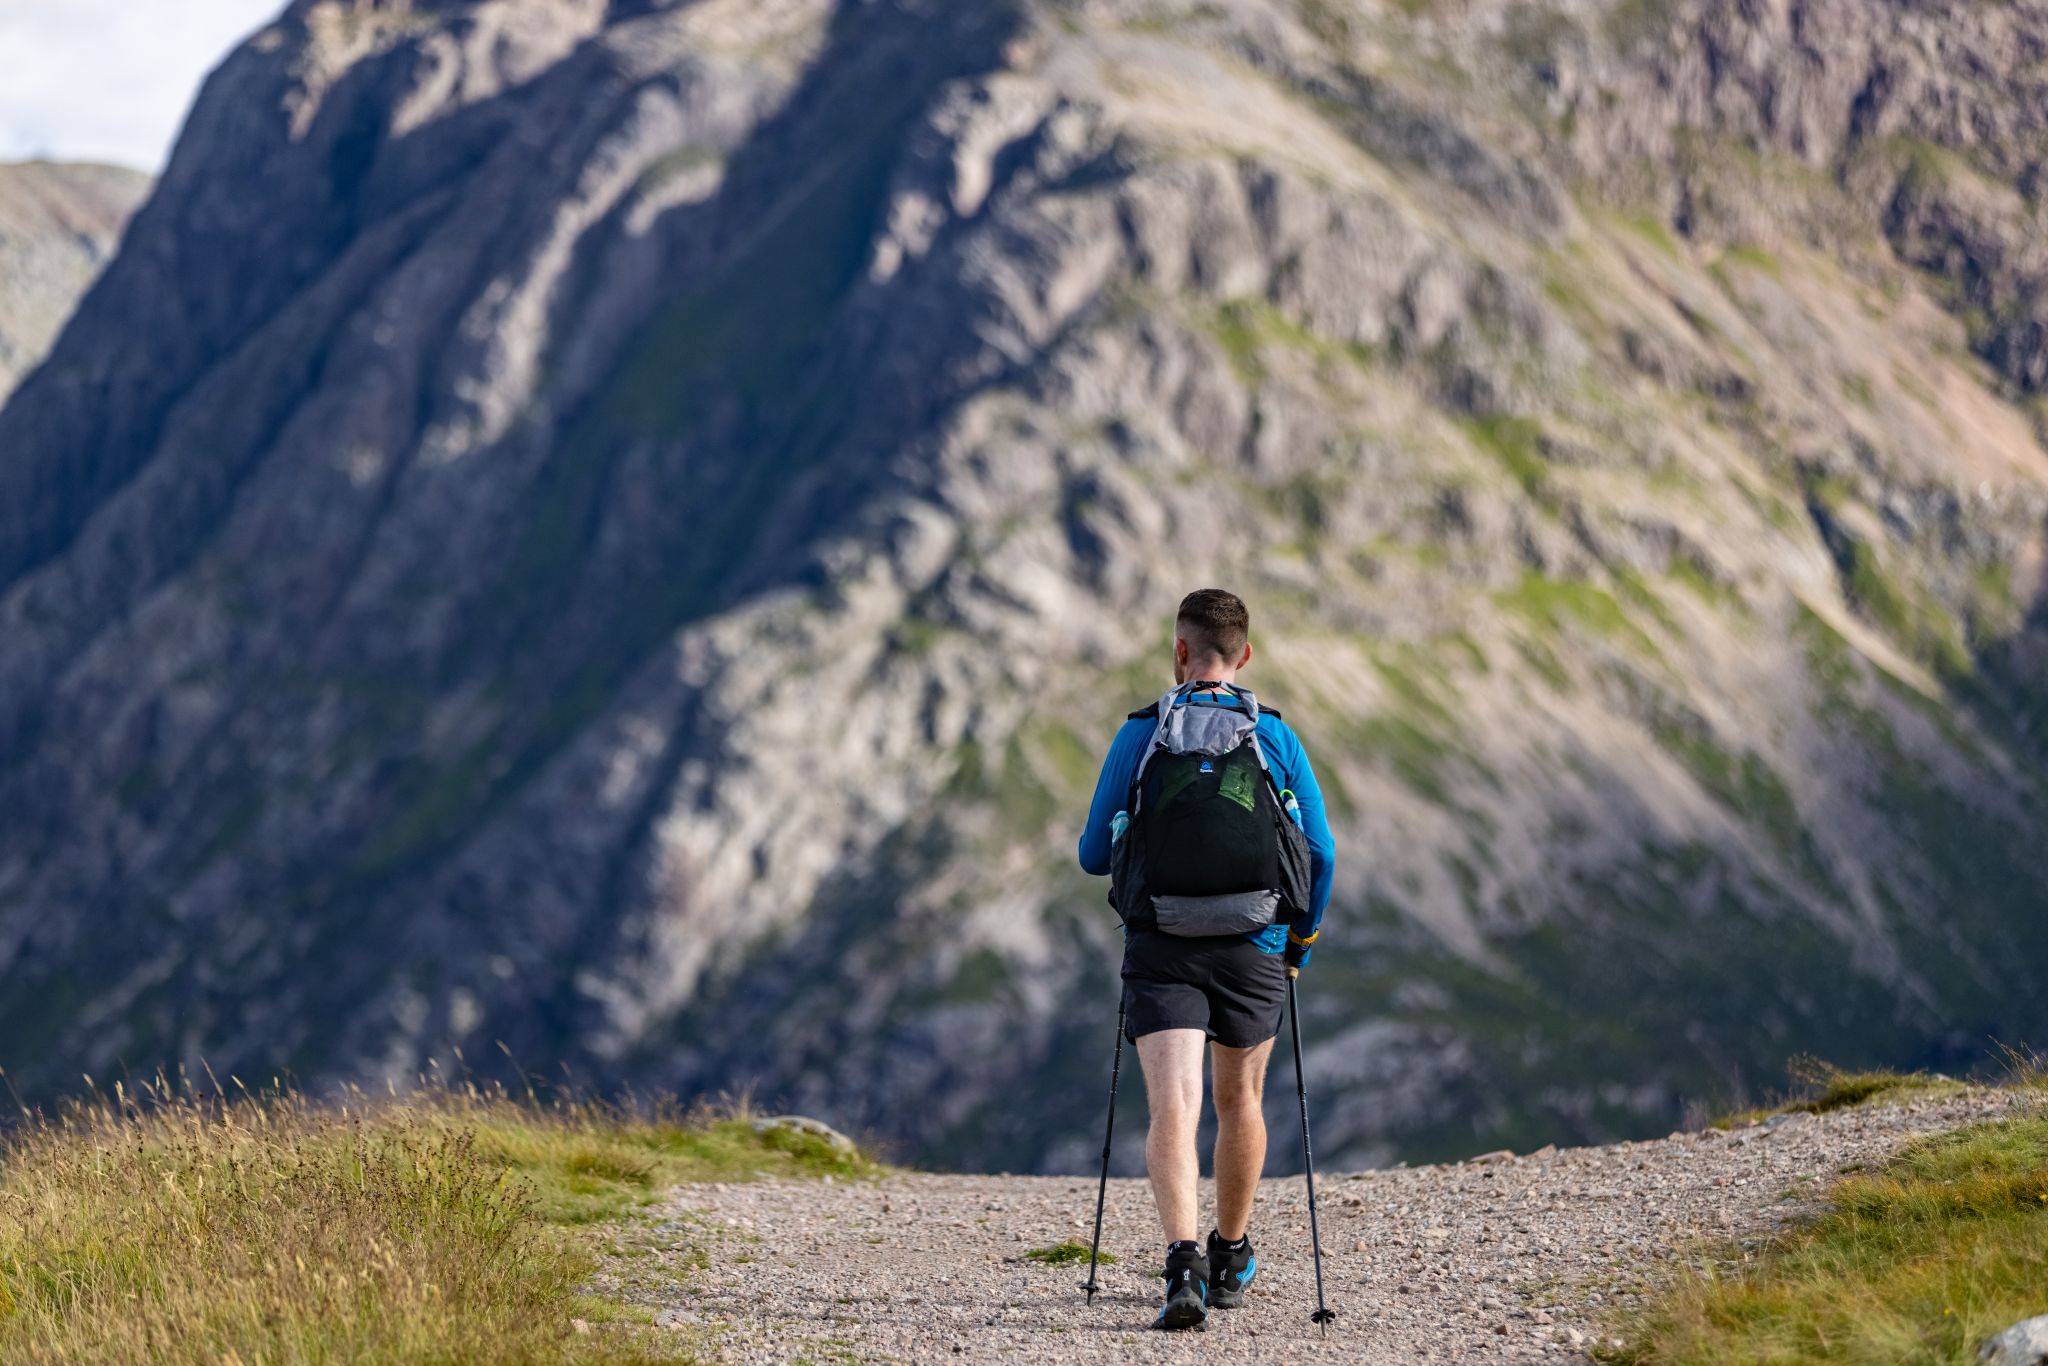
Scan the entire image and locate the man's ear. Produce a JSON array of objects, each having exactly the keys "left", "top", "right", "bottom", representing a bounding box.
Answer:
[{"left": 1237, "top": 641, "right": 1254, "bottom": 671}]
